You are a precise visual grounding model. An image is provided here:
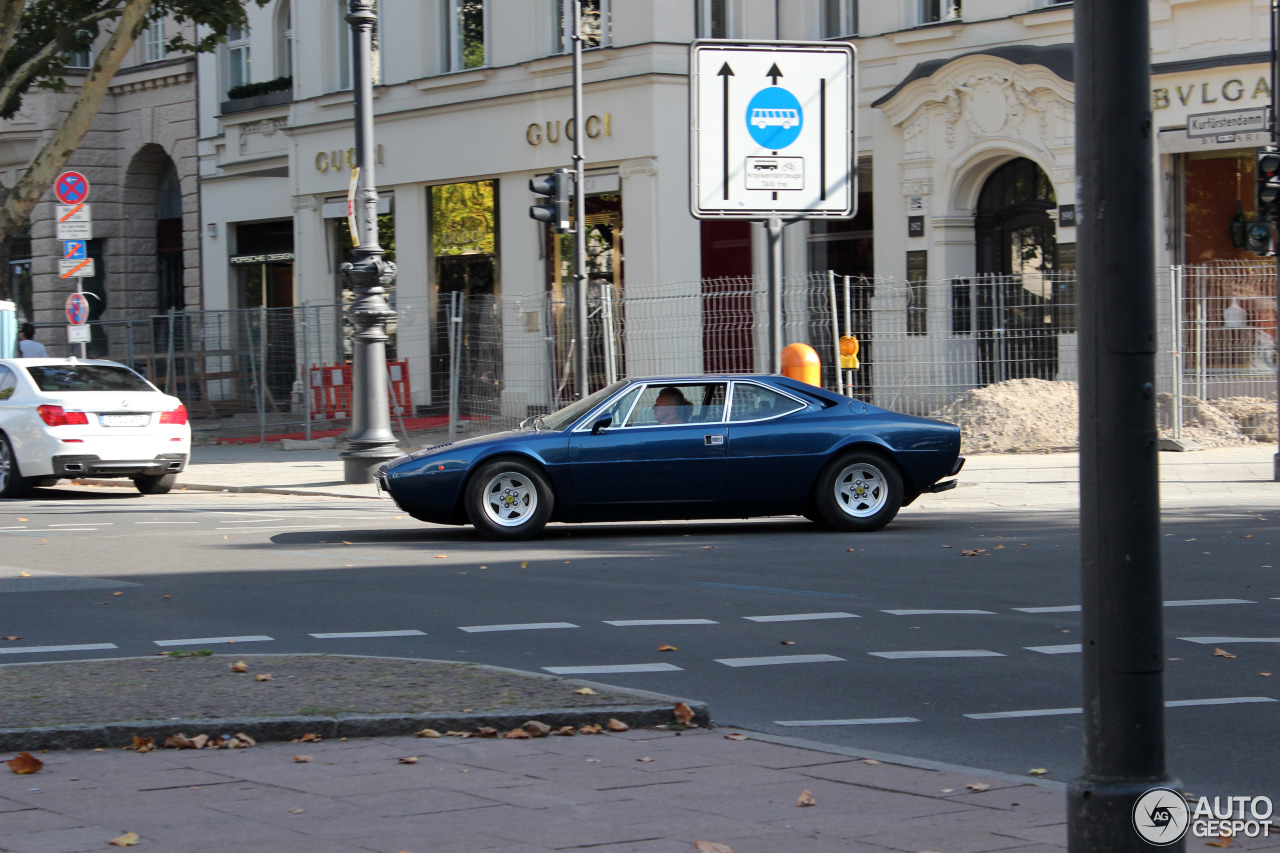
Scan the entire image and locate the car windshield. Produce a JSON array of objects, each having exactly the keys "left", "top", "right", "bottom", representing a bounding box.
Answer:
[
  {"left": 25, "top": 364, "right": 154, "bottom": 393},
  {"left": 537, "top": 381, "right": 627, "bottom": 431}
]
